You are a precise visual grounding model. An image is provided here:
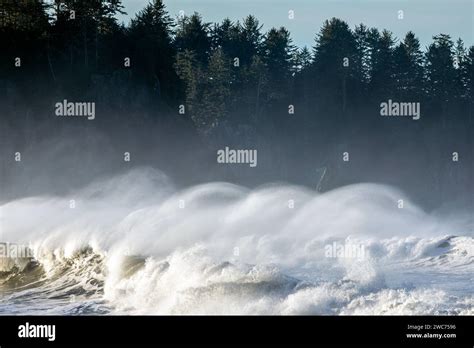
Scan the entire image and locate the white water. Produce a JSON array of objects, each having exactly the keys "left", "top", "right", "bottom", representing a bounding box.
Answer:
[{"left": 0, "top": 167, "right": 472, "bottom": 314}]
